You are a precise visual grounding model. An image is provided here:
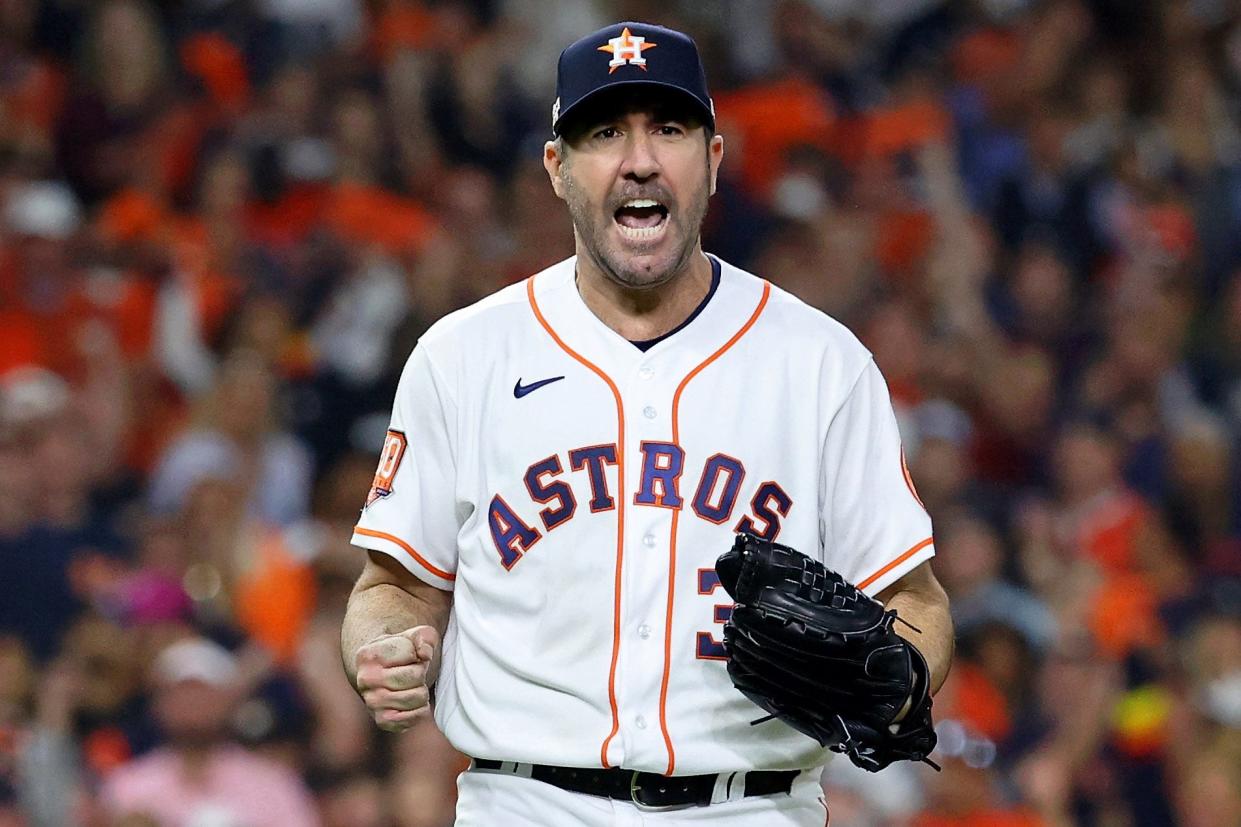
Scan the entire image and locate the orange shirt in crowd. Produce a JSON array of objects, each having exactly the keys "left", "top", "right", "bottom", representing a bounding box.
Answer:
[
  {"left": 370, "top": 1, "right": 438, "bottom": 60},
  {"left": 98, "top": 188, "right": 244, "bottom": 343},
  {"left": 951, "top": 28, "right": 1022, "bottom": 86},
  {"left": 180, "top": 33, "right": 251, "bottom": 115},
  {"left": 713, "top": 77, "right": 837, "bottom": 198},
  {"left": 939, "top": 661, "right": 1012, "bottom": 742},
  {"left": 1075, "top": 490, "right": 1149, "bottom": 574},
  {"left": 234, "top": 529, "right": 317, "bottom": 665},
  {"left": 0, "top": 265, "right": 157, "bottom": 378},
  {"left": 1, "top": 57, "right": 67, "bottom": 136},
  {"left": 915, "top": 811, "right": 1046, "bottom": 827},
  {"left": 324, "top": 181, "right": 439, "bottom": 255},
  {"left": 874, "top": 208, "right": 935, "bottom": 281},
  {"left": 854, "top": 99, "right": 951, "bottom": 160},
  {"left": 1089, "top": 571, "right": 1164, "bottom": 659}
]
